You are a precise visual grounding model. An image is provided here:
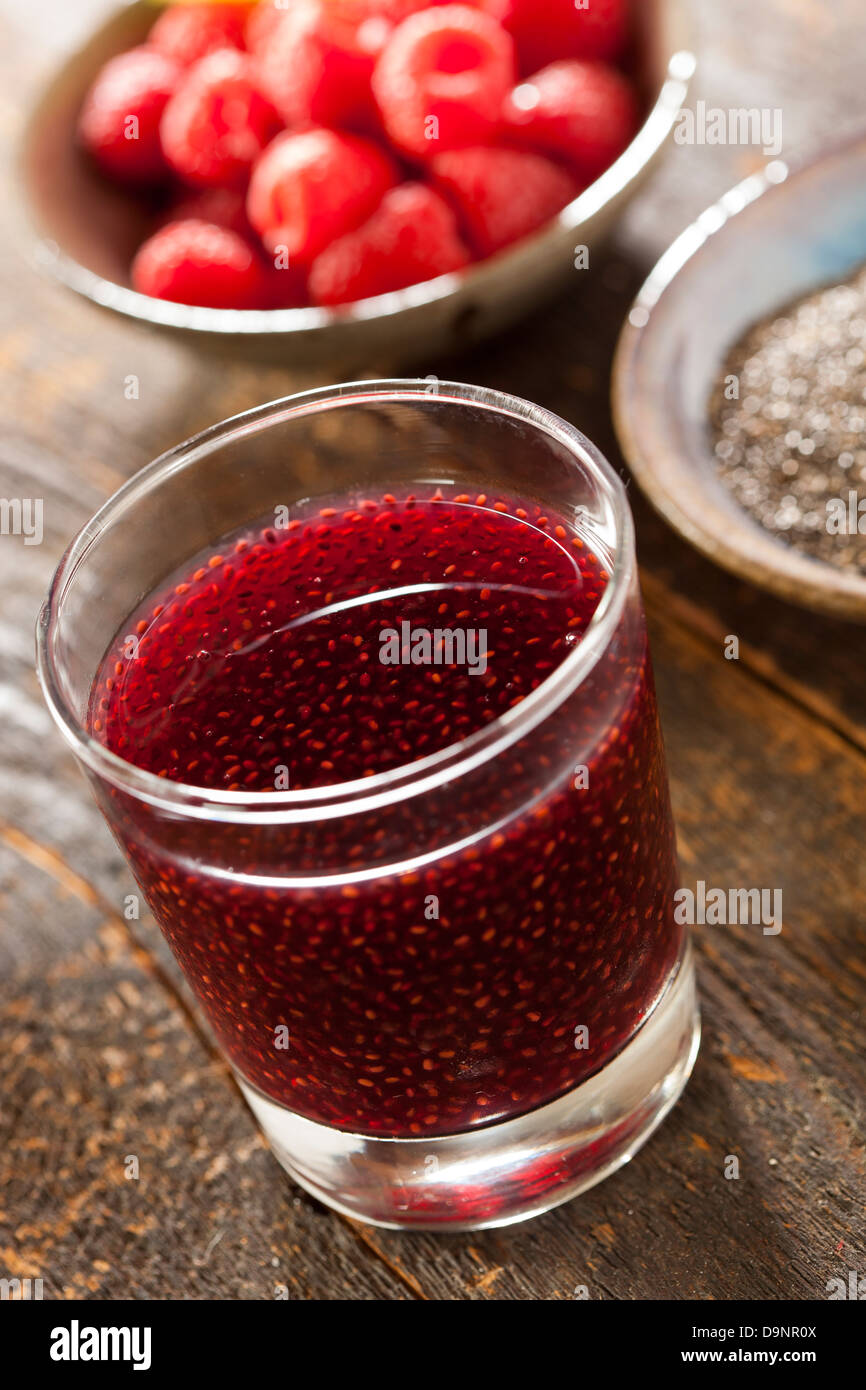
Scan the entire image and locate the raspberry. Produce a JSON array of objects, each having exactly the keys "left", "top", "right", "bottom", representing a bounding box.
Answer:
[
  {"left": 156, "top": 185, "right": 253, "bottom": 238},
  {"left": 309, "top": 182, "right": 470, "bottom": 305},
  {"left": 431, "top": 146, "right": 577, "bottom": 255},
  {"left": 371, "top": 5, "right": 515, "bottom": 159},
  {"left": 262, "top": 261, "right": 310, "bottom": 309},
  {"left": 78, "top": 46, "right": 180, "bottom": 185},
  {"left": 379, "top": 0, "right": 453, "bottom": 18},
  {"left": 480, "top": 0, "right": 629, "bottom": 74},
  {"left": 256, "top": 0, "right": 390, "bottom": 131},
  {"left": 245, "top": 2, "right": 290, "bottom": 56},
  {"left": 160, "top": 48, "right": 282, "bottom": 187},
  {"left": 131, "top": 218, "right": 269, "bottom": 309},
  {"left": 502, "top": 60, "right": 638, "bottom": 182},
  {"left": 248, "top": 0, "right": 449, "bottom": 58},
  {"left": 149, "top": 4, "right": 248, "bottom": 67},
  {"left": 246, "top": 128, "right": 396, "bottom": 264}
]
